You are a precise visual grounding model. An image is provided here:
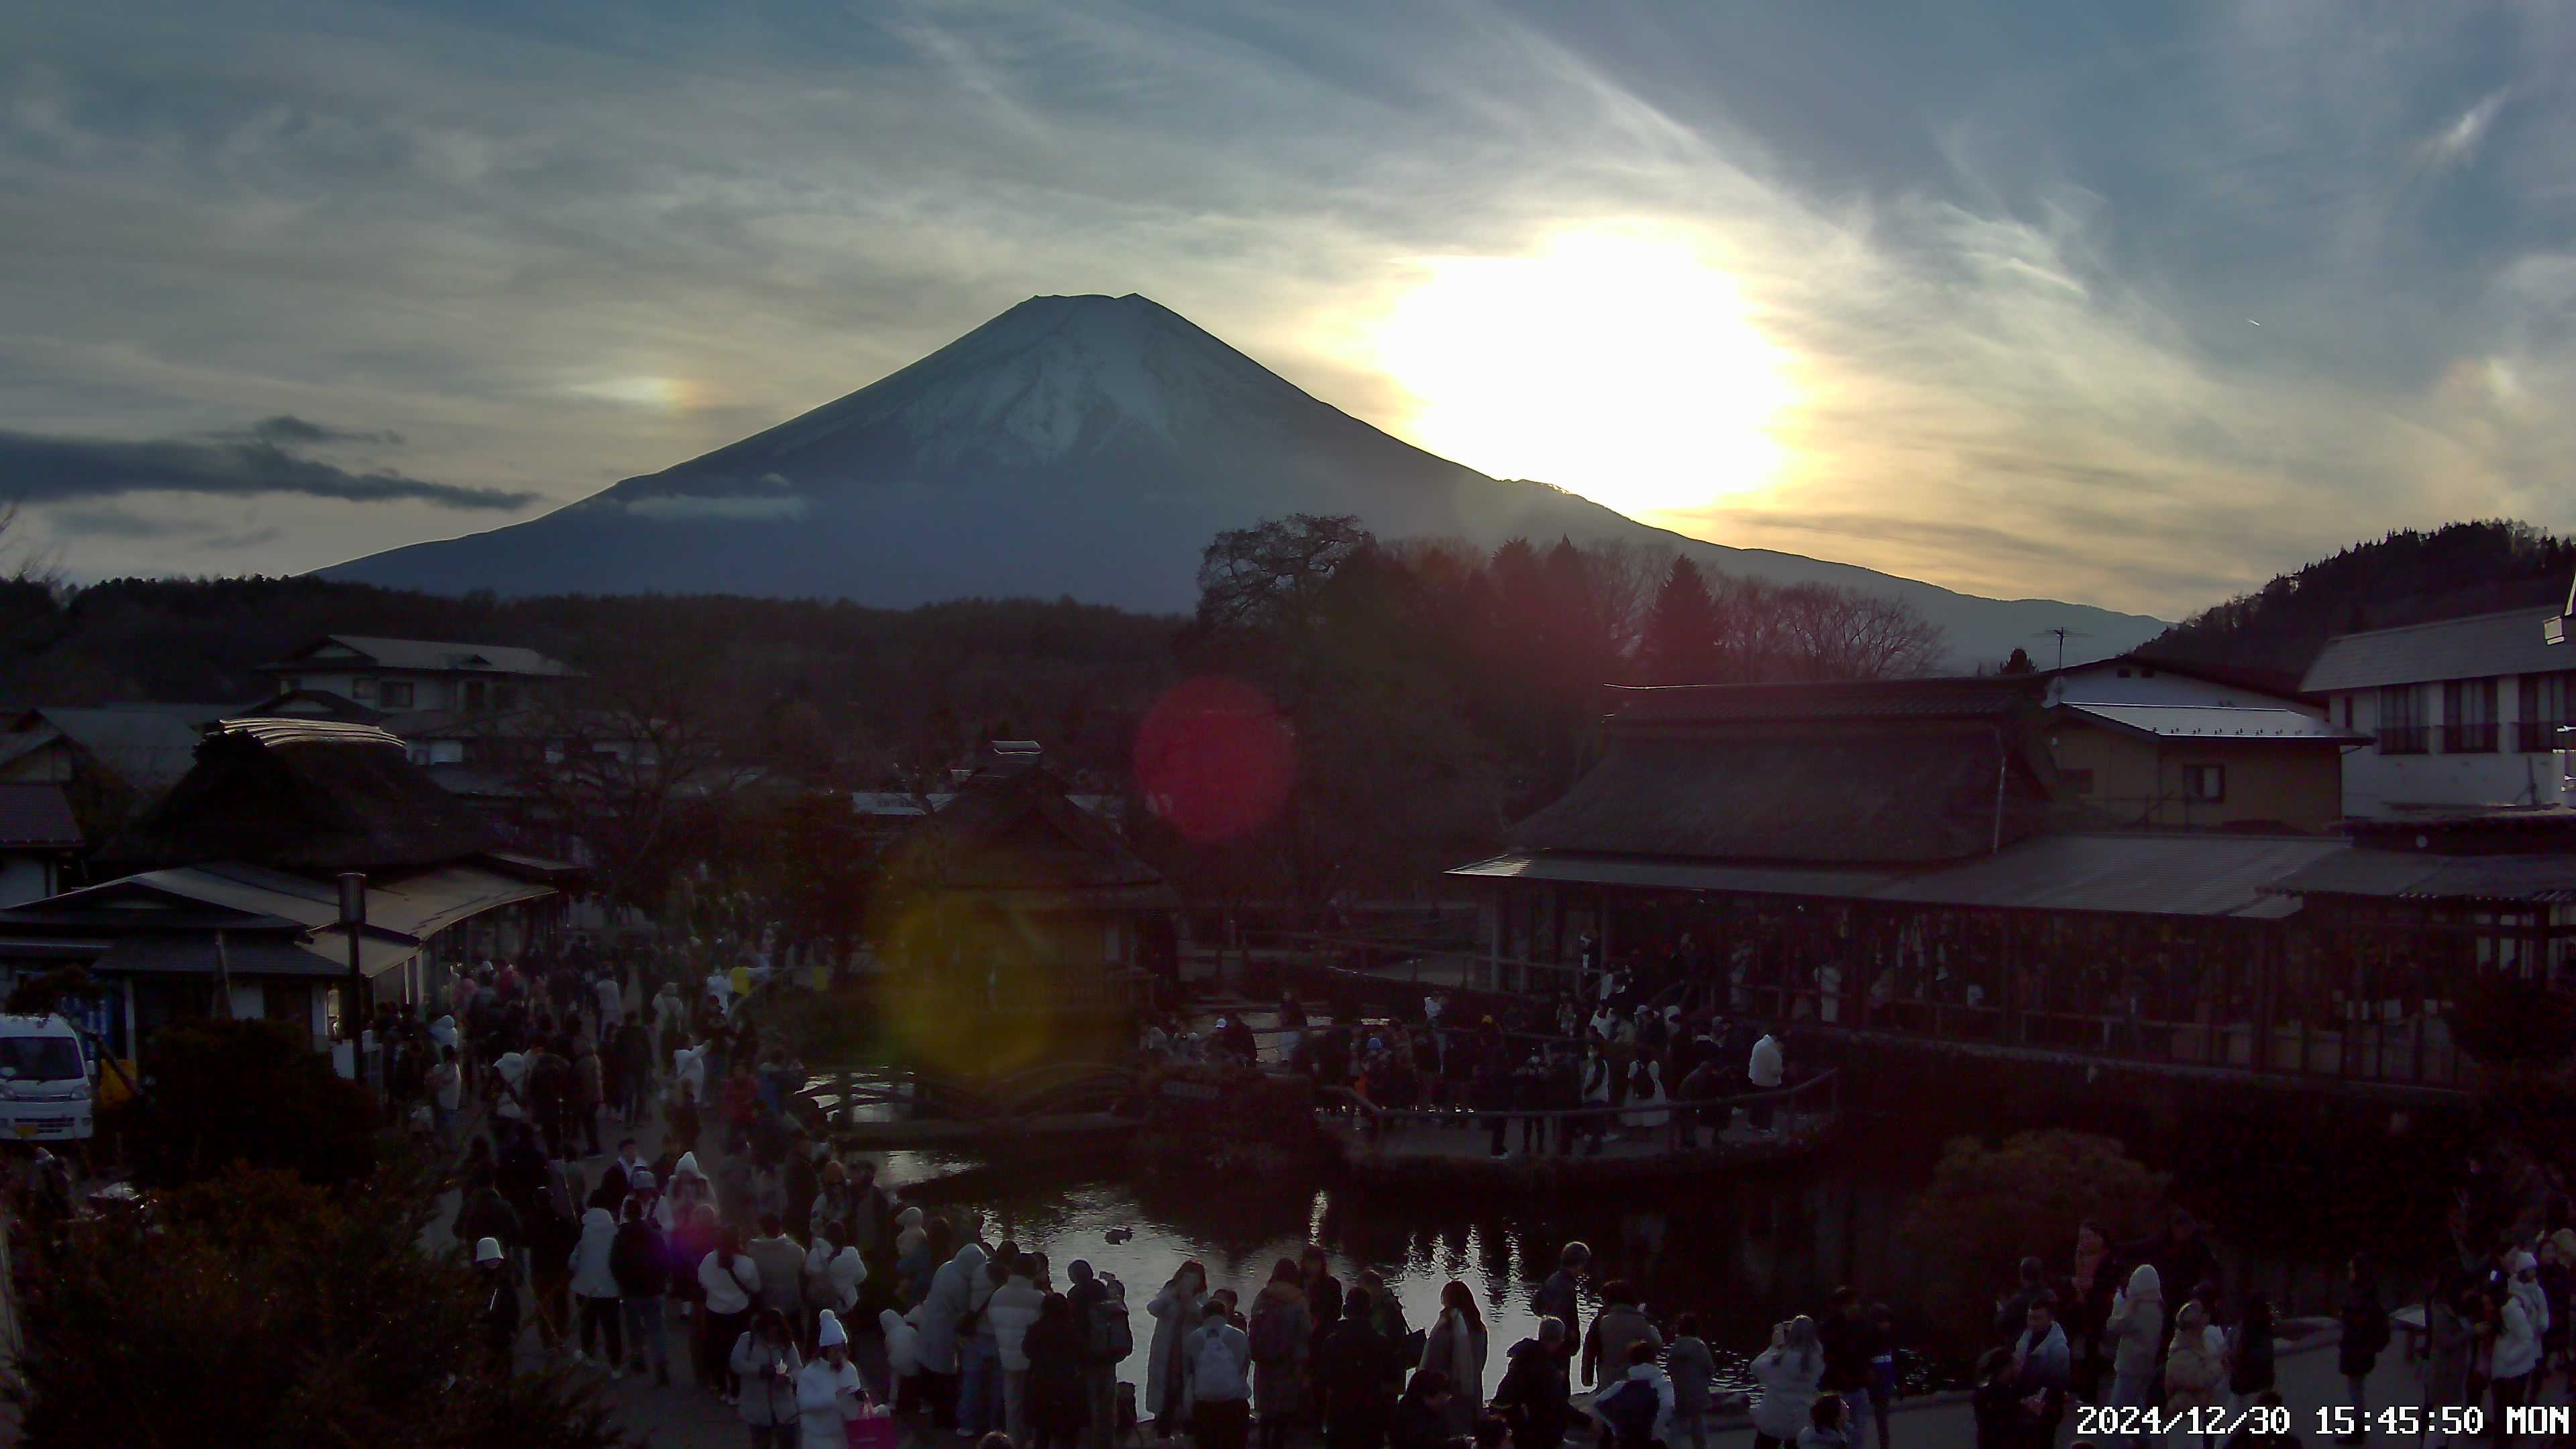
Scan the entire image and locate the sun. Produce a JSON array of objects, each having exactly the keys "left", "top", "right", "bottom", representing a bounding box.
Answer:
[{"left": 1371, "top": 229, "right": 1795, "bottom": 518}]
